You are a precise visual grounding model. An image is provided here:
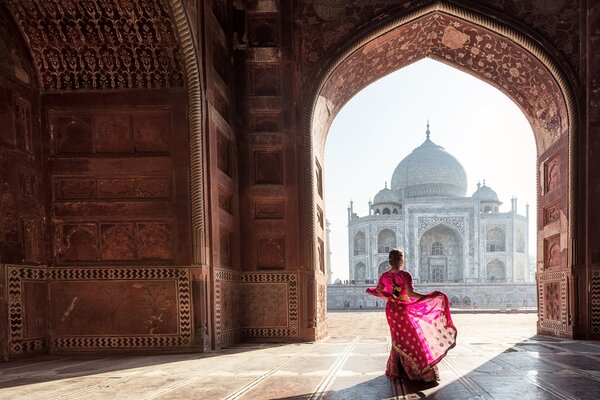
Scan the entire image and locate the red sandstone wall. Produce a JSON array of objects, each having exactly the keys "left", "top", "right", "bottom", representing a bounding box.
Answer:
[{"left": 0, "top": 7, "right": 48, "bottom": 360}]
